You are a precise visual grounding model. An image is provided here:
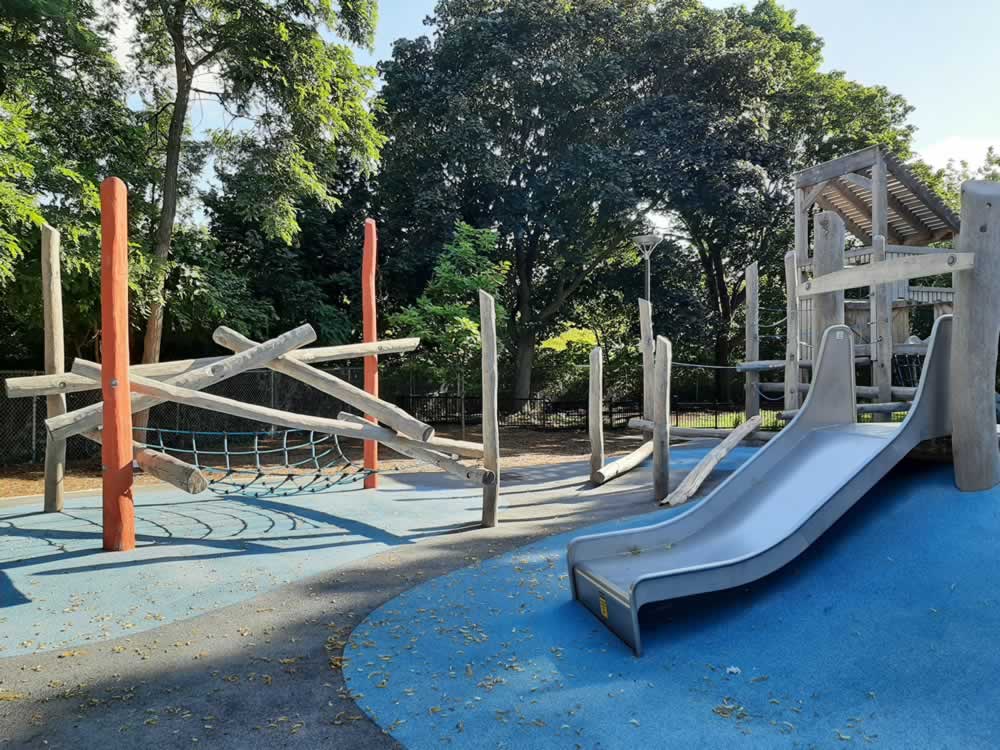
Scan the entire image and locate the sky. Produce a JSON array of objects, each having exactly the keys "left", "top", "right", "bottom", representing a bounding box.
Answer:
[{"left": 356, "top": 0, "right": 1000, "bottom": 170}]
